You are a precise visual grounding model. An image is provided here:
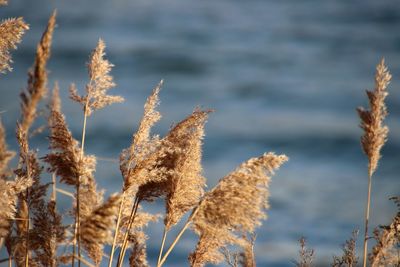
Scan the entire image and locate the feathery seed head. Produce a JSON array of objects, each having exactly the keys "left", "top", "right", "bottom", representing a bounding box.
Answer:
[
  {"left": 190, "top": 152, "right": 288, "bottom": 266},
  {"left": 19, "top": 12, "right": 55, "bottom": 136},
  {"left": 357, "top": 59, "right": 391, "bottom": 177},
  {"left": 0, "top": 17, "right": 29, "bottom": 73},
  {"left": 70, "top": 39, "right": 124, "bottom": 116}
]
